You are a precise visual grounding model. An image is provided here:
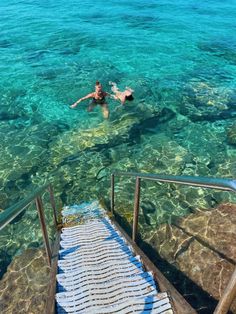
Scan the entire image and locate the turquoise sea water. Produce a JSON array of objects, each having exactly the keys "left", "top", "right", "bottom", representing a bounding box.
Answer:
[
  {"left": 0, "top": 0, "right": 235, "bottom": 205},
  {"left": 0, "top": 0, "right": 236, "bottom": 312}
]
